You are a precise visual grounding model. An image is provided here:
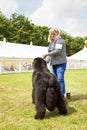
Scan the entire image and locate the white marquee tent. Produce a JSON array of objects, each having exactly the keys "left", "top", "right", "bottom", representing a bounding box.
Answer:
[
  {"left": 67, "top": 47, "right": 87, "bottom": 69},
  {"left": 0, "top": 41, "right": 48, "bottom": 58},
  {"left": 0, "top": 41, "right": 48, "bottom": 73},
  {"left": 68, "top": 47, "right": 87, "bottom": 60},
  {"left": 0, "top": 41, "right": 87, "bottom": 71}
]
